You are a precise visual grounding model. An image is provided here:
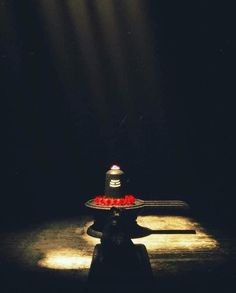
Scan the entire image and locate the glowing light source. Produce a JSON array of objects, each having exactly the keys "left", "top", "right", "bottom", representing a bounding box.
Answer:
[{"left": 38, "top": 249, "right": 91, "bottom": 270}]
